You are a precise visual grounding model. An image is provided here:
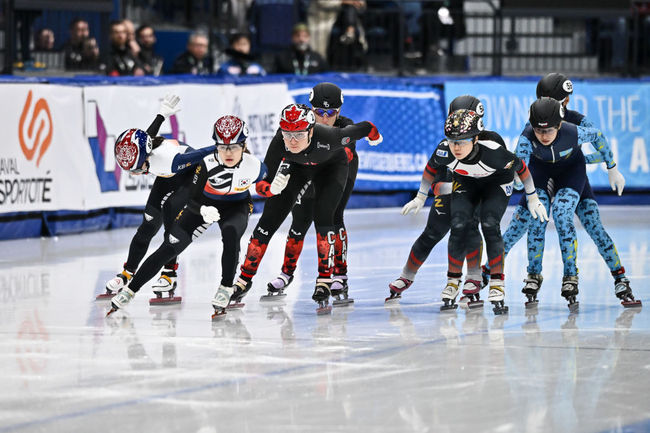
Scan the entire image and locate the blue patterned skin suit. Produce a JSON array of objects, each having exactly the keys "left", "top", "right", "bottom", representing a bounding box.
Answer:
[{"left": 489, "top": 111, "right": 626, "bottom": 282}]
